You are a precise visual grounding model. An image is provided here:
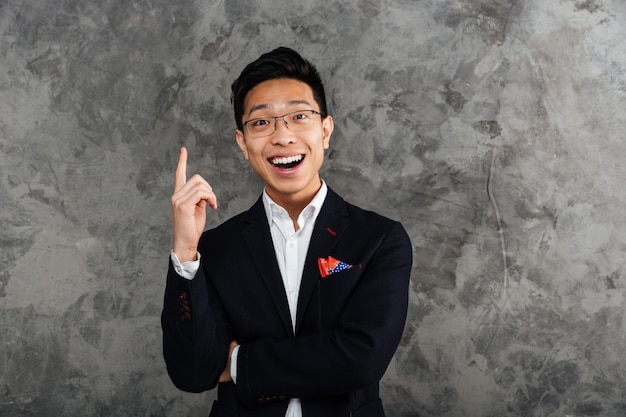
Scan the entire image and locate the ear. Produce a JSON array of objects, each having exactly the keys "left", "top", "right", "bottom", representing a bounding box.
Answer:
[
  {"left": 322, "top": 115, "right": 334, "bottom": 150},
  {"left": 235, "top": 129, "right": 249, "bottom": 160}
]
